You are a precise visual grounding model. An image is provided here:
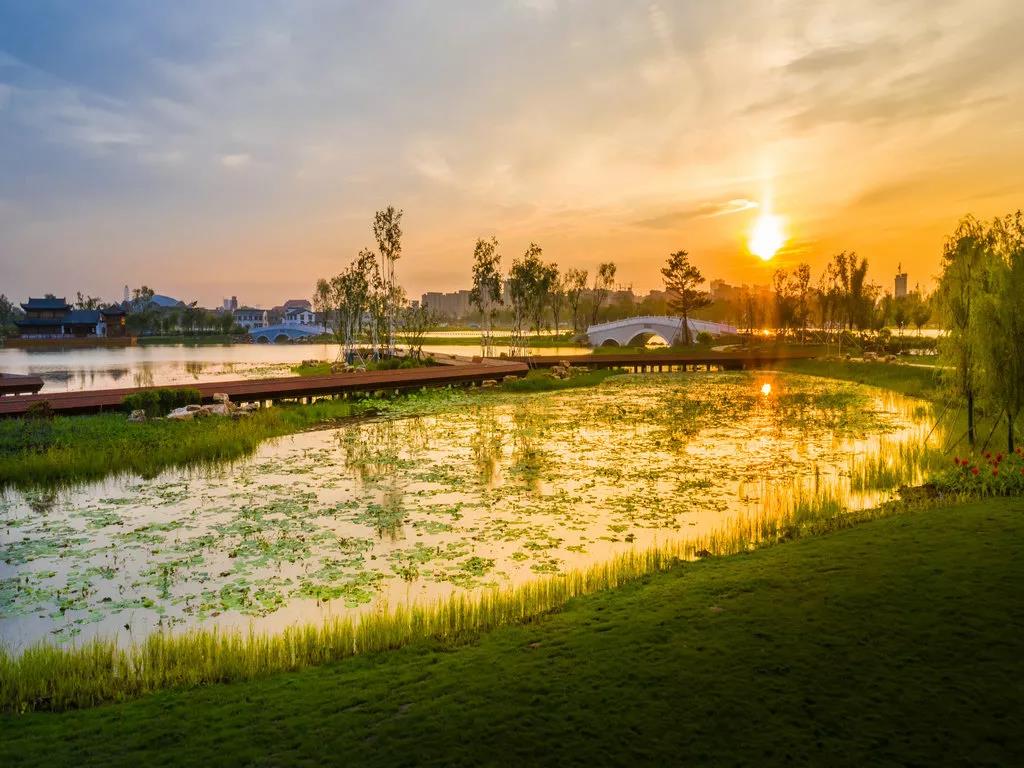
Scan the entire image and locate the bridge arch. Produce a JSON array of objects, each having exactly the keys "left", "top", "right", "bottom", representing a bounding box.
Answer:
[
  {"left": 626, "top": 331, "right": 672, "bottom": 348},
  {"left": 248, "top": 323, "right": 323, "bottom": 344},
  {"left": 586, "top": 316, "right": 736, "bottom": 348}
]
